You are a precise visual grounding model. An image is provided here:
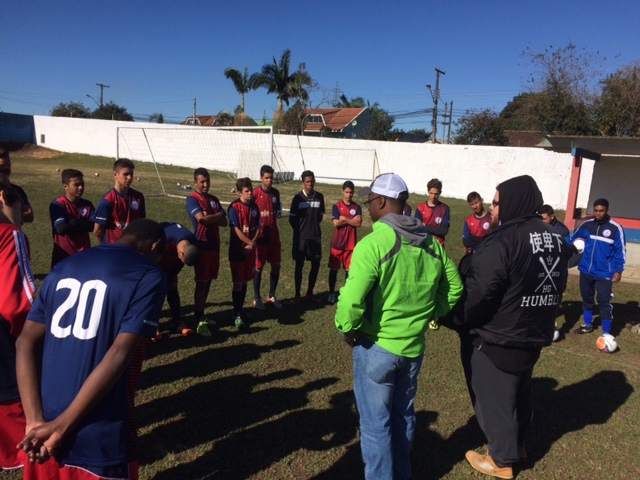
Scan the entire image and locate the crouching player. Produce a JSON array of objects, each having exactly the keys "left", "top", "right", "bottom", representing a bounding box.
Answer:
[
  {"left": 16, "top": 219, "right": 166, "bottom": 480},
  {"left": 157, "top": 222, "right": 200, "bottom": 337}
]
